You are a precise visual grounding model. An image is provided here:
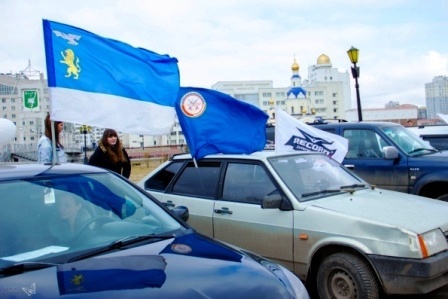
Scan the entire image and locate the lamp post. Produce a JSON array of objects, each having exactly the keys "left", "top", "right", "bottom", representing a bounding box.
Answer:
[
  {"left": 80, "top": 125, "right": 91, "bottom": 164},
  {"left": 347, "top": 46, "right": 363, "bottom": 122}
]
